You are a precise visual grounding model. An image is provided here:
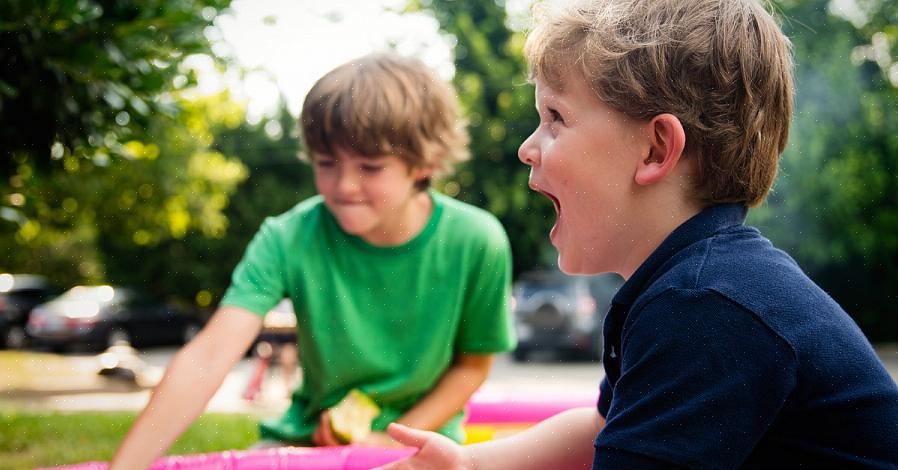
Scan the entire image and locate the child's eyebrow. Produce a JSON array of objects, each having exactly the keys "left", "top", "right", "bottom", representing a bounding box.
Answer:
[
  {"left": 539, "top": 94, "right": 569, "bottom": 114},
  {"left": 535, "top": 94, "right": 554, "bottom": 110}
]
